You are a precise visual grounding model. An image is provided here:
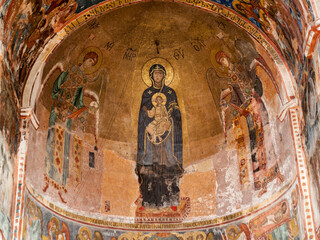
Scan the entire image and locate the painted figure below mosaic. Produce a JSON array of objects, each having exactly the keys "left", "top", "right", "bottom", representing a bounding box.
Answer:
[
  {"left": 224, "top": 224, "right": 250, "bottom": 240},
  {"left": 136, "top": 58, "right": 183, "bottom": 210},
  {"left": 47, "top": 217, "right": 70, "bottom": 240},
  {"left": 207, "top": 39, "right": 283, "bottom": 196},
  {"left": 76, "top": 227, "right": 103, "bottom": 240},
  {"left": 42, "top": 47, "right": 105, "bottom": 203},
  {"left": 22, "top": 198, "right": 43, "bottom": 240},
  {"left": 21, "top": 185, "right": 302, "bottom": 240},
  {"left": 249, "top": 197, "right": 301, "bottom": 239}
]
